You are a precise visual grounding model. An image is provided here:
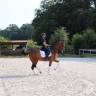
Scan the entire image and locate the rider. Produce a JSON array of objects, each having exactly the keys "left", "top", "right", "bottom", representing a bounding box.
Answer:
[{"left": 40, "top": 32, "right": 50, "bottom": 59}]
